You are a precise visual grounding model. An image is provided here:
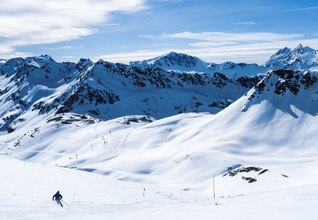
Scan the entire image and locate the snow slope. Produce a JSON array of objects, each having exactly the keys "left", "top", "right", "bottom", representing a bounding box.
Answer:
[{"left": 1, "top": 156, "right": 318, "bottom": 220}]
